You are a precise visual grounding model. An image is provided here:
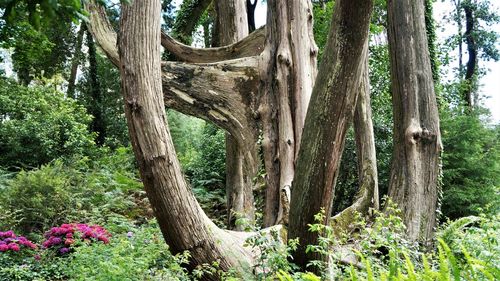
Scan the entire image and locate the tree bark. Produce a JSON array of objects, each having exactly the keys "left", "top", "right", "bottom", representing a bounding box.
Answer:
[
  {"left": 118, "top": 0, "right": 253, "bottom": 277},
  {"left": 289, "top": 0, "right": 373, "bottom": 268},
  {"left": 331, "top": 54, "right": 379, "bottom": 227},
  {"left": 260, "top": 0, "right": 318, "bottom": 227},
  {"left": 67, "top": 24, "right": 86, "bottom": 99},
  {"left": 215, "top": 0, "right": 257, "bottom": 230},
  {"left": 463, "top": 4, "right": 477, "bottom": 107},
  {"left": 386, "top": 0, "right": 442, "bottom": 244}
]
